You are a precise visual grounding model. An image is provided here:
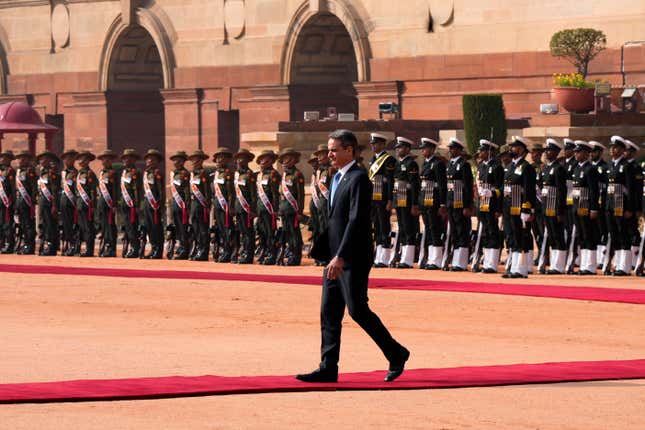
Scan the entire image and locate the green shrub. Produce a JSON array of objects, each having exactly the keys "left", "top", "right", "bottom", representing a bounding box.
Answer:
[
  {"left": 550, "top": 28, "right": 607, "bottom": 78},
  {"left": 462, "top": 94, "right": 507, "bottom": 155}
]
